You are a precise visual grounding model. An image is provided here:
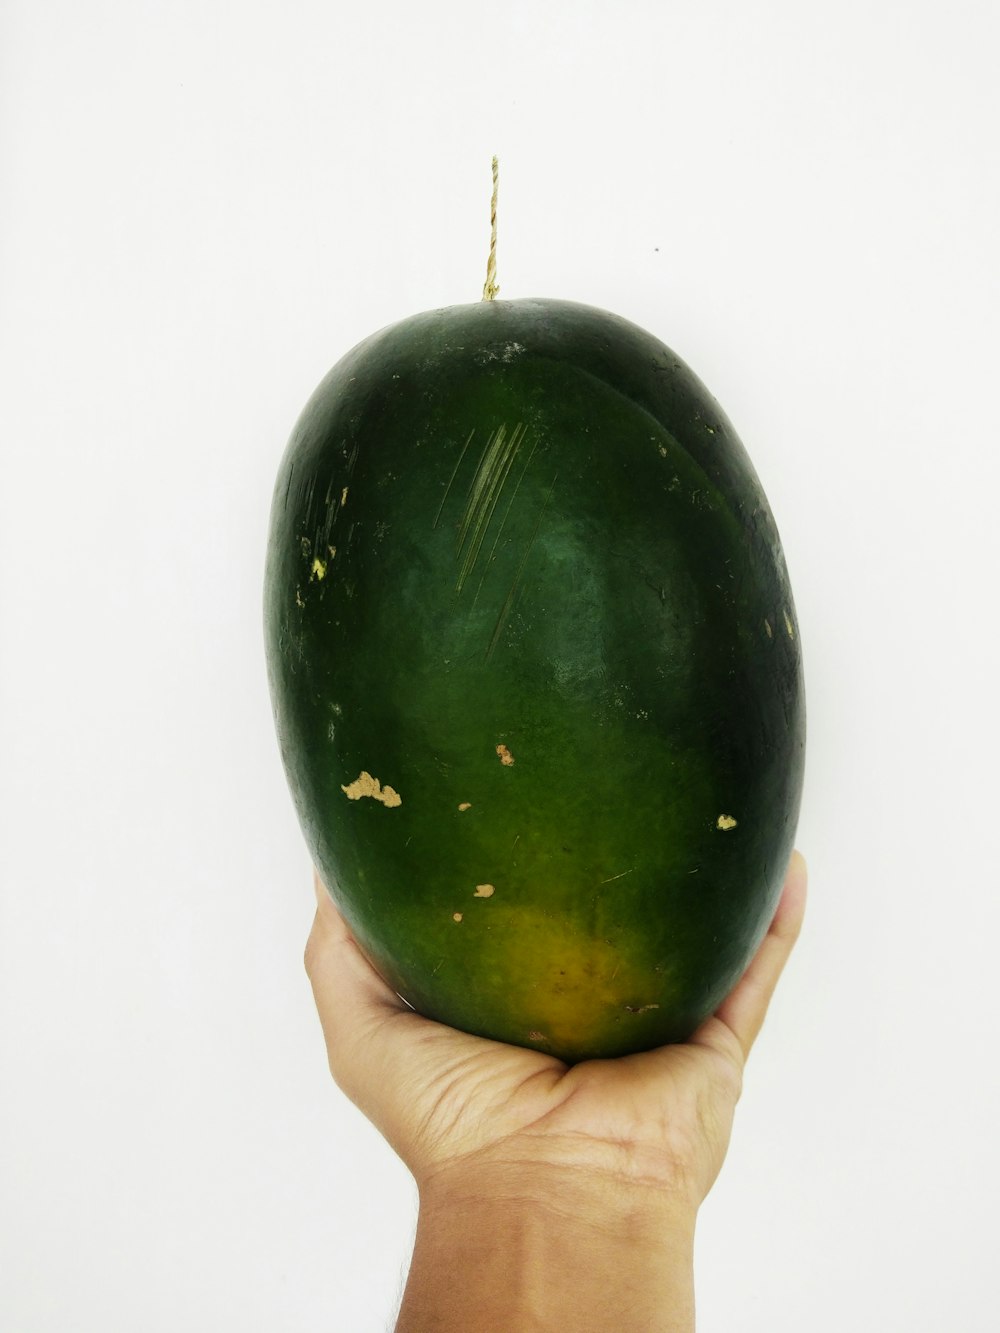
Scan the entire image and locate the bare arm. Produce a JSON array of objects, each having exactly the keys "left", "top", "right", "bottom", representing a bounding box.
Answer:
[{"left": 397, "top": 1163, "right": 695, "bottom": 1331}]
